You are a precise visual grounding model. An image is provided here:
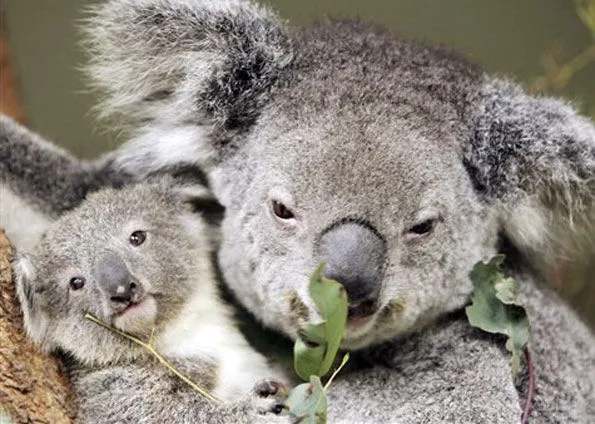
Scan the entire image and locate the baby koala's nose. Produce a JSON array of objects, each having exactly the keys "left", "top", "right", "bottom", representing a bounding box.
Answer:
[
  {"left": 315, "top": 220, "right": 386, "bottom": 315},
  {"left": 96, "top": 253, "right": 141, "bottom": 304}
]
